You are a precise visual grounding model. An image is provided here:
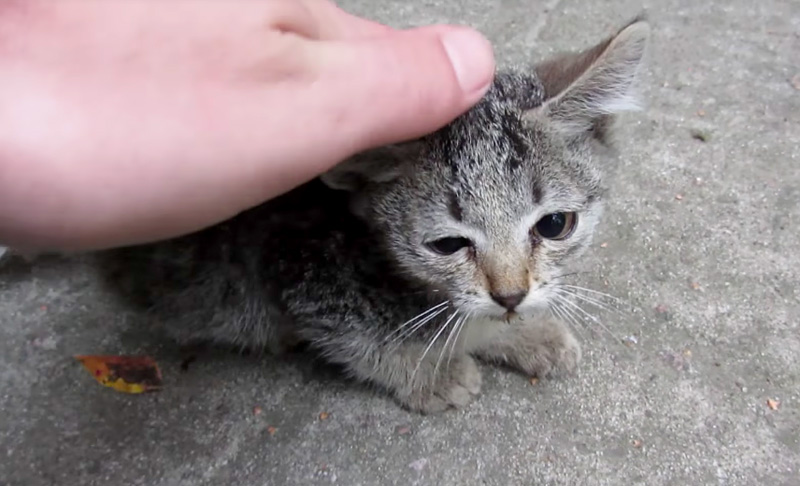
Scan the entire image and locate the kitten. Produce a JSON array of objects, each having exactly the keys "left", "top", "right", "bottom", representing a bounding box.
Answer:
[{"left": 98, "top": 19, "right": 650, "bottom": 413}]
